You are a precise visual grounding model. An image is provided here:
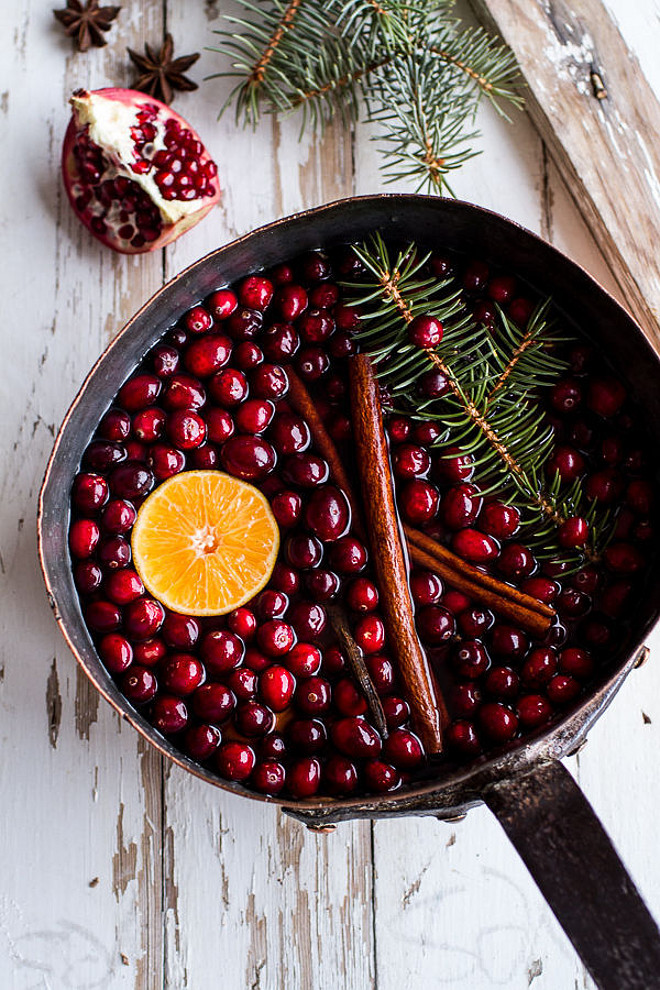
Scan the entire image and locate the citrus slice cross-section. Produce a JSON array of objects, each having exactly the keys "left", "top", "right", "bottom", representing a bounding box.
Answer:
[{"left": 131, "top": 470, "right": 280, "bottom": 617}]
